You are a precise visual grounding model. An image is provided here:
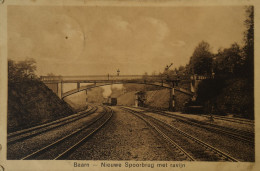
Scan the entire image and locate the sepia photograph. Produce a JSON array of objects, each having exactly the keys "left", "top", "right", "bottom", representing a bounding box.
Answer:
[{"left": 0, "top": 0, "right": 259, "bottom": 170}]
